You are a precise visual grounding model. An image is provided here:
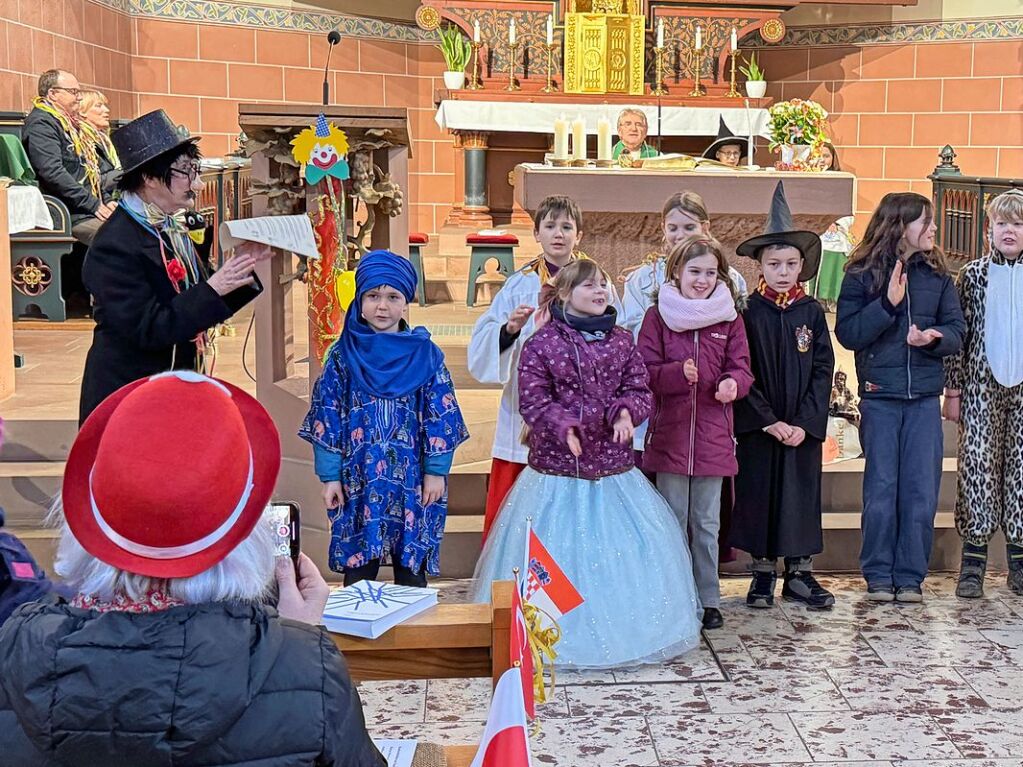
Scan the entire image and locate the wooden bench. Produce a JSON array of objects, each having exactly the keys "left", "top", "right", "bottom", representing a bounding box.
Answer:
[{"left": 330, "top": 579, "right": 513, "bottom": 688}]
